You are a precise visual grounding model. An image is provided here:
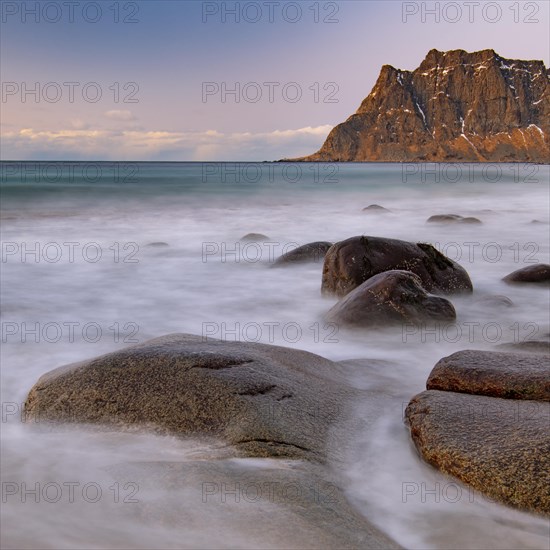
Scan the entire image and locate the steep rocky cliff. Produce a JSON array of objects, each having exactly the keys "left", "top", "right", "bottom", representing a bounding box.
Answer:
[{"left": 293, "top": 49, "right": 549, "bottom": 162}]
